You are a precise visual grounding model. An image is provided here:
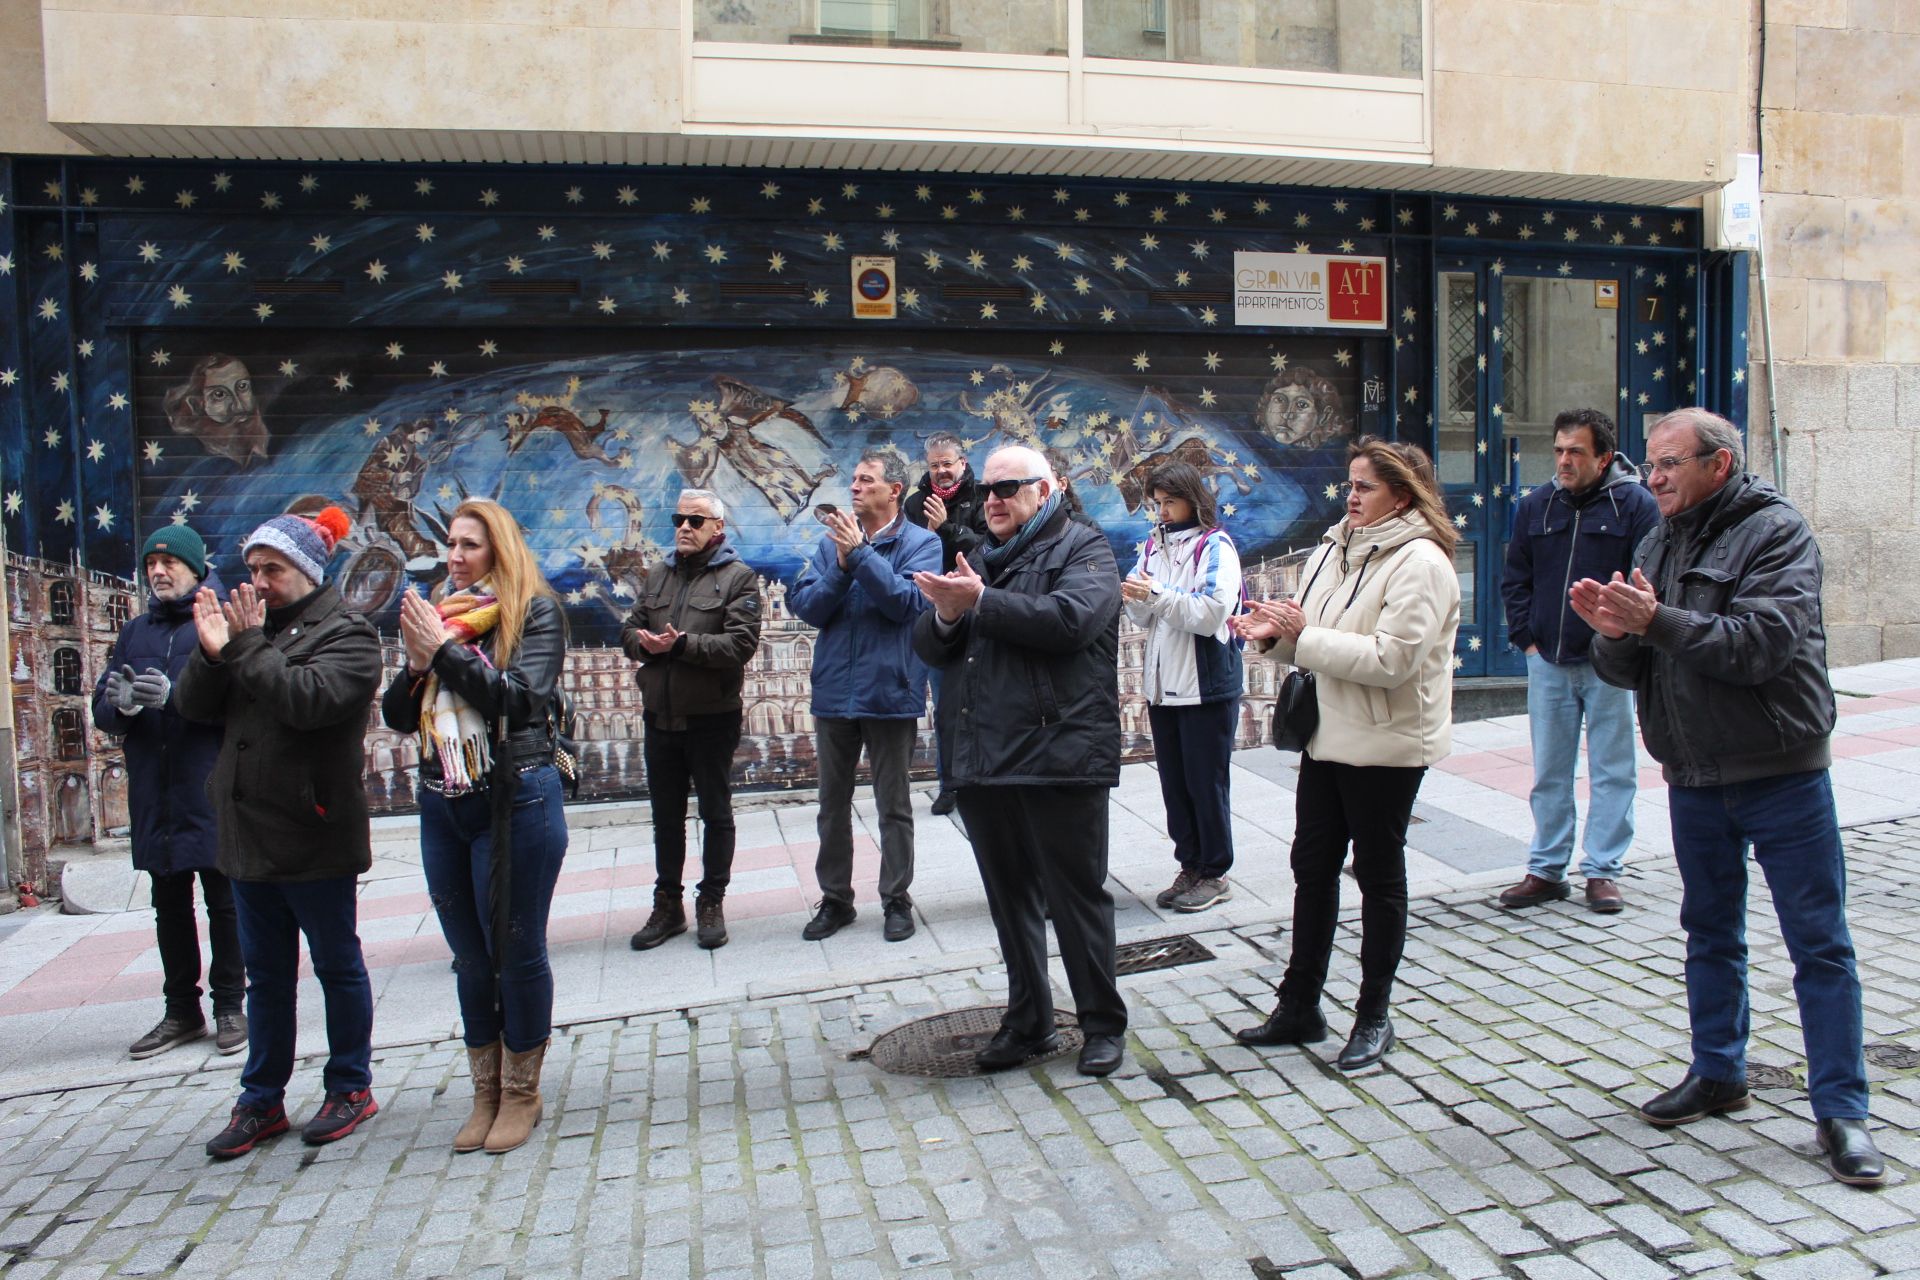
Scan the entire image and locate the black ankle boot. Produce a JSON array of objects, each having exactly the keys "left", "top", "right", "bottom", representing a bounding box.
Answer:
[
  {"left": 1235, "top": 996, "right": 1328, "bottom": 1047},
  {"left": 1337, "top": 1012, "right": 1394, "bottom": 1071}
]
